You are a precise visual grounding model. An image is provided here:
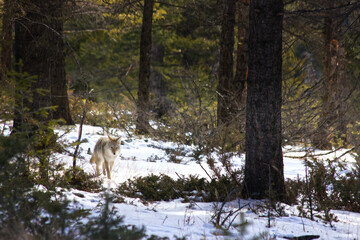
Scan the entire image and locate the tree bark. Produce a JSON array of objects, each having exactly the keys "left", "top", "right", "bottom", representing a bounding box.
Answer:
[
  {"left": 243, "top": 0, "right": 286, "bottom": 201},
  {"left": 313, "top": 0, "right": 345, "bottom": 149},
  {"left": 136, "top": 0, "right": 154, "bottom": 134},
  {"left": 13, "top": 0, "right": 73, "bottom": 131},
  {"left": 150, "top": 42, "right": 169, "bottom": 118},
  {"left": 1, "top": 0, "right": 13, "bottom": 84},
  {"left": 217, "top": 0, "right": 235, "bottom": 125},
  {"left": 49, "top": 0, "right": 74, "bottom": 125},
  {"left": 14, "top": 2, "right": 52, "bottom": 130},
  {"left": 231, "top": 1, "right": 249, "bottom": 115}
]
